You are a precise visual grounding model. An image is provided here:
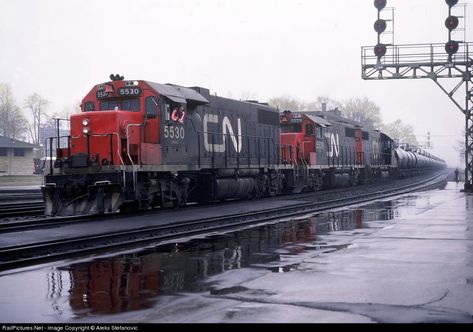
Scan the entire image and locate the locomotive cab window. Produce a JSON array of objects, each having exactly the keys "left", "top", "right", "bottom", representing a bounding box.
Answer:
[
  {"left": 163, "top": 99, "right": 185, "bottom": 122},
  {"left": 280, "top": 124, "right": 302, "bottom": 133},
  {"left": 145, "top": 96, "right": 159, "bottom": 118},
  {"left": 99, "top": 100, "right": 118, "bottom": 111},
  {"left": 121, "top": 99, "right": 140, "bottom": 112},
  {"left": 84, "top": 102, "right": 95, "bottom": 112},
  {"left": 305, "top": 124, "right": 314, "bottom": 136},
  {"left": 99, "top": 98, "right": 140, "bottom": 112},
  {"left": 164, "top": 102, "right": 171, "bottom": 121}
]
